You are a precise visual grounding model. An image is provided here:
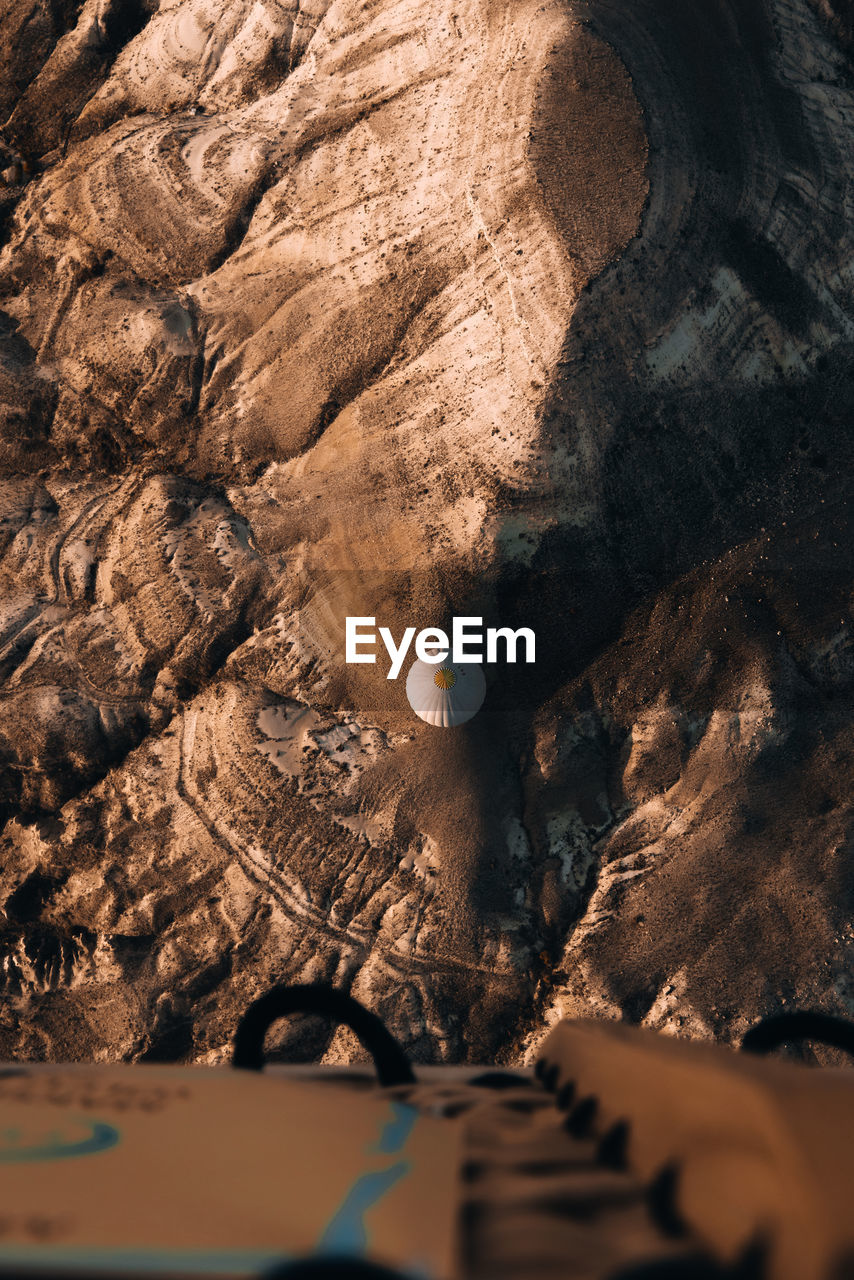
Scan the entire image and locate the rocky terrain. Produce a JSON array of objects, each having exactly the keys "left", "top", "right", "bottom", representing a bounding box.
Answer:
[{"left": 0, "top": 0, "right": 852, "bottom": 1065}]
